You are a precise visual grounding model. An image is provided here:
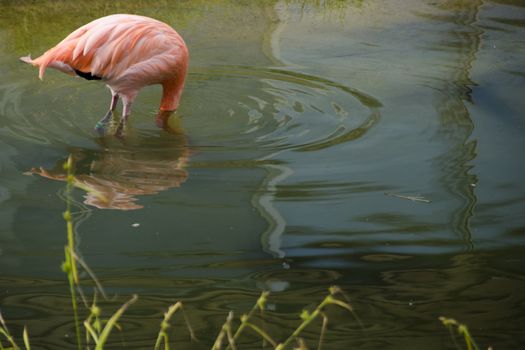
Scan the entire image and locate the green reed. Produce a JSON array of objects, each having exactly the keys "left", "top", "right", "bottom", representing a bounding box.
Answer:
[
  {"left": 84, "top": 295, "right": 138, "bottom": 350},
  {"left": 0, "top": 311, "right": 30, "bottom": 350},
  {"left": 154, "top": 301, "right": 195, "bottom": 350},
  {"left": 276, "top": 286, "right": 359, "bottom": 350},
  {"left": 439, "top": 317, "right": 489, "bottom": 350},
  {"left": 211, "top": 286, "right": 360, "bottom": 350},
  {"left": 60, "top": 155, "right": 111, "bottom": 350},
  {"left": 61, "top": 154, "right": 82, "bottom": 350}
]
